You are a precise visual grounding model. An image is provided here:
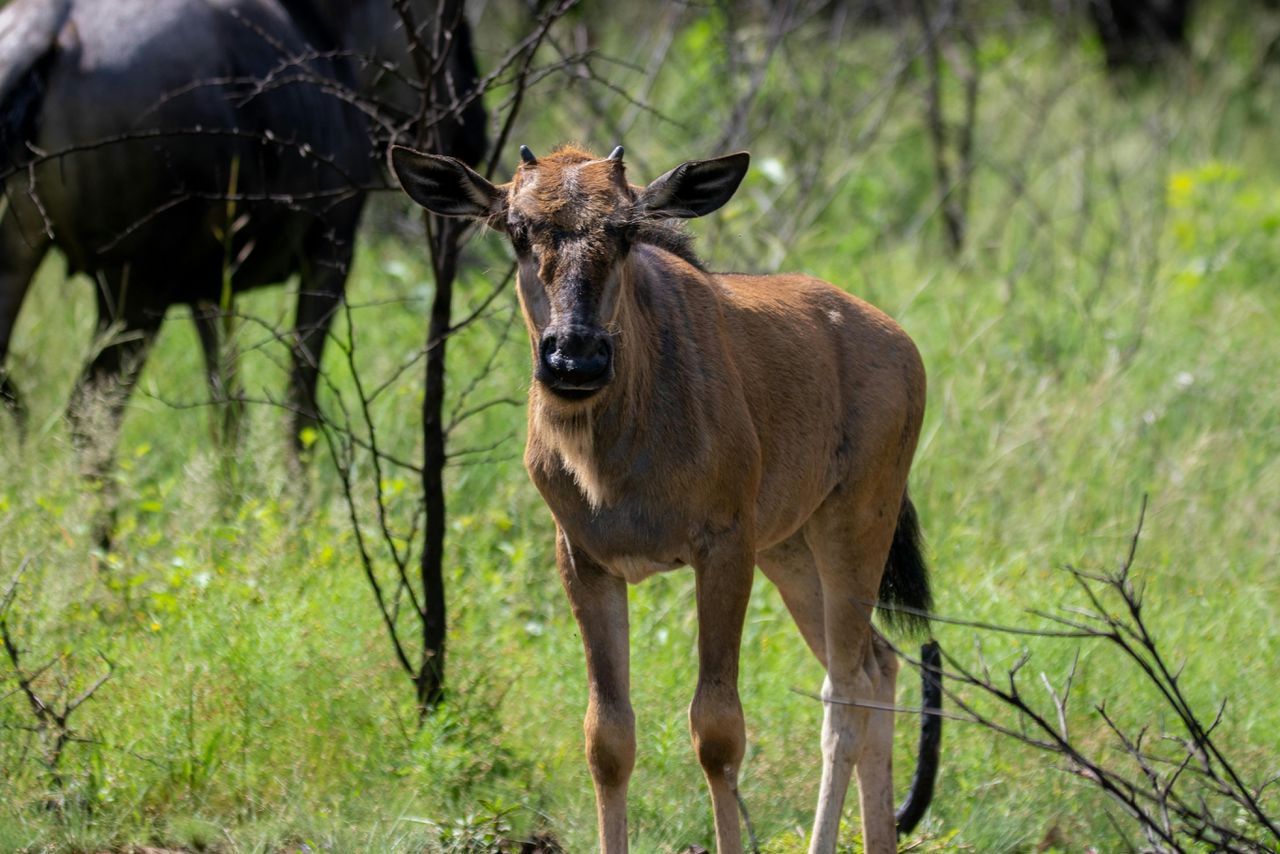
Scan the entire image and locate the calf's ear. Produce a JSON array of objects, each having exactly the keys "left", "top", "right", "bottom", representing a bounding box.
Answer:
[
  {"left": 636, "top": 152, "right": 750, "bottom": 218},
  {"left": 391, "top": 146, "right": 501, "bottom": 218}
]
